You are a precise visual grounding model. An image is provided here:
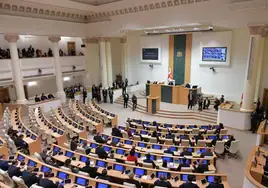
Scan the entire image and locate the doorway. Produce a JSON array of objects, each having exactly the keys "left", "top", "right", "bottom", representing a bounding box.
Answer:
[
  {"left": 0, "top": 88, "right": 9, "bottom": 103},
  {"left": 262, "top": 88, "right": 268, "bottom": 110},
  {"left": 67, "top": 42, "right": 76, "bottom": 56}
]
